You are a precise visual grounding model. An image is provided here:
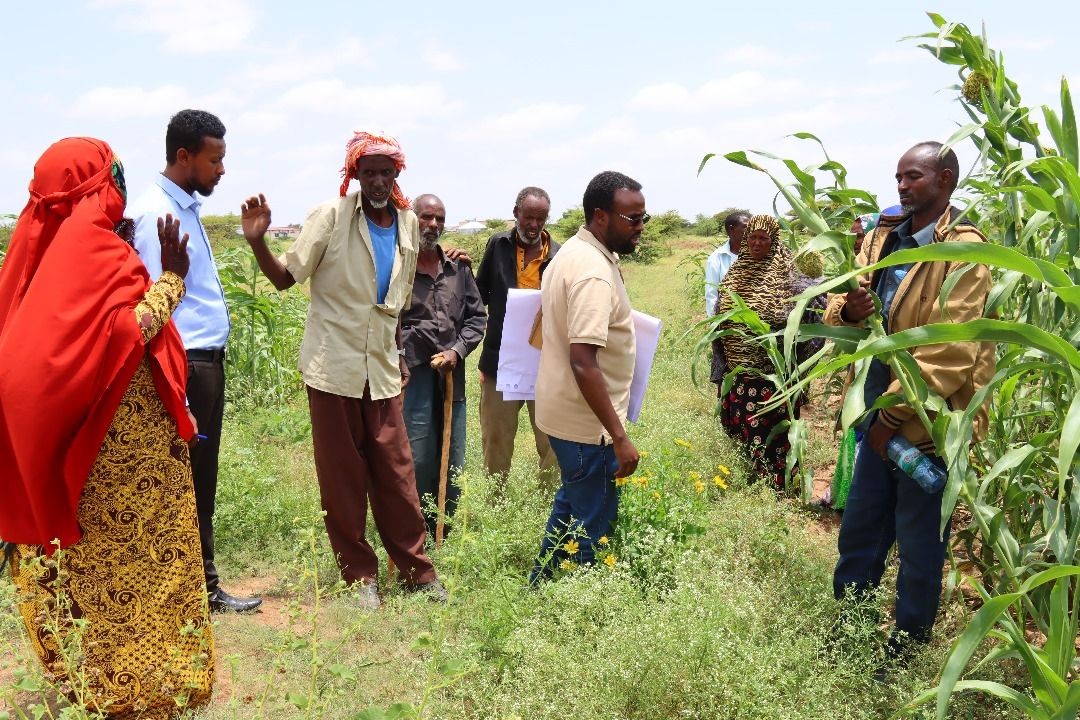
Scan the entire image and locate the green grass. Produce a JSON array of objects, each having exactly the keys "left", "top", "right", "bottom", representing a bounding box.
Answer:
[{"left": 1, "top": 238, "right": 1022, "bottom": 719}]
